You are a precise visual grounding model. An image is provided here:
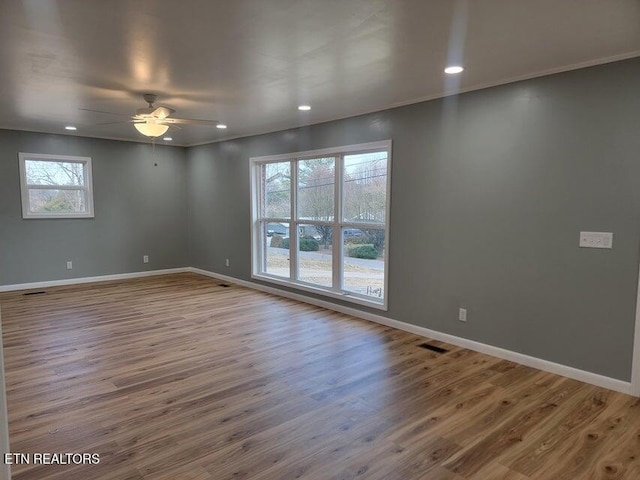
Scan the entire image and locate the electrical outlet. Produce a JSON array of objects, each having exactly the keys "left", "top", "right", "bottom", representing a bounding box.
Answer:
[
  {"left": 143, "top": 255, "right": 149, "bottom": 264},
  {"left": 225, "top": 258, "right": 230, "bottom": 267},
  {"left": 458, "top": 308, "right": 467, "bottom": 322},
  {"left": 66, "top": 261, "right": 73, "bottom": 270}
]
